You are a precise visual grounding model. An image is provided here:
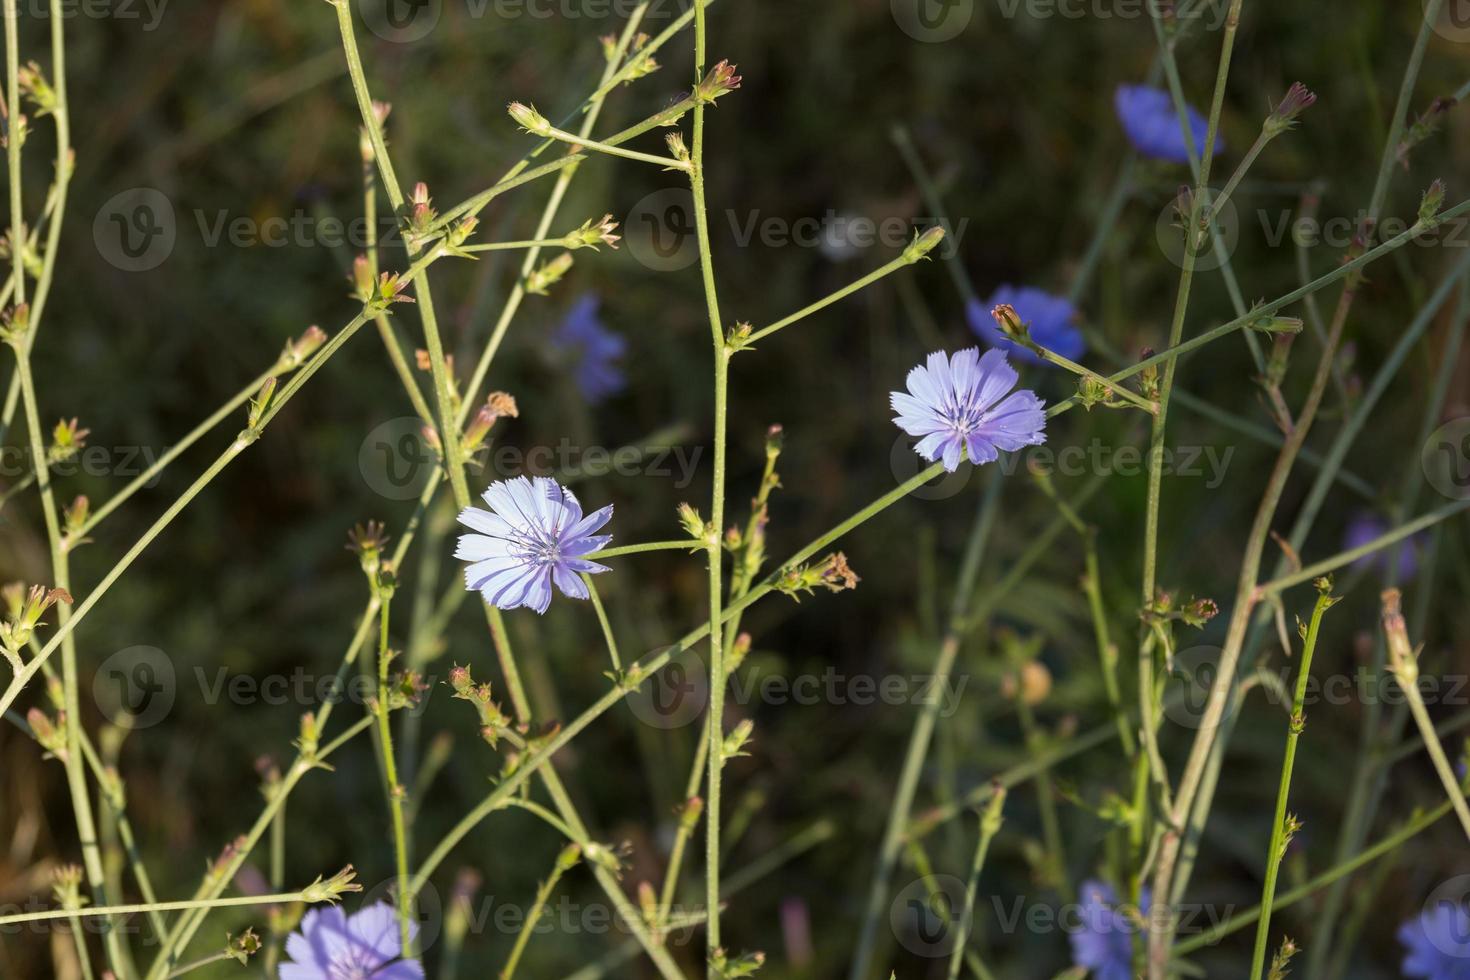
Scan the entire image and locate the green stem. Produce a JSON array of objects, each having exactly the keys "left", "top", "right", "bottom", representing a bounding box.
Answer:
[
  {"left": 499, "top": 850, "right": 576, "bottom": 980},
  {"left": 1248, "top": 586, "right": 1334, "bottom": 980},
  {"left": 373, "top": 598, "right": 414, "bottom": 954},
  {"left": 1173, "top": 798, "right": 1454, "bottom": 955},
  {"left": 946, "top": 791, "right": 1006, "bottom": 980},
  {"left": 744, "top": 250, "right": 923, "bottom": 345}
]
